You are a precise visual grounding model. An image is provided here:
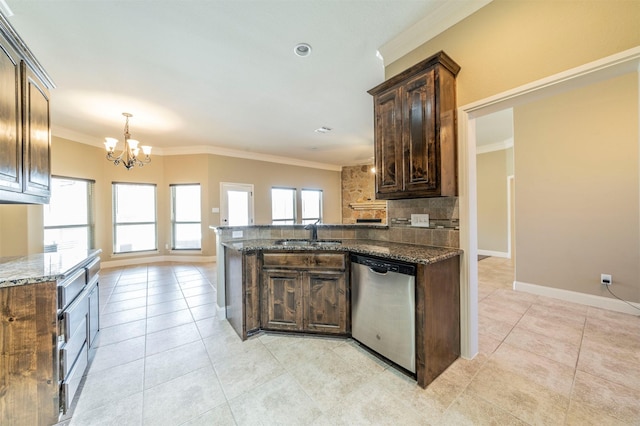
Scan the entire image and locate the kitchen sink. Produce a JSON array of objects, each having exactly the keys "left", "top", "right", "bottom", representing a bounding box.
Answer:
[{"left": 274, "top": 239, "right": 342, "bottom": 247}]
